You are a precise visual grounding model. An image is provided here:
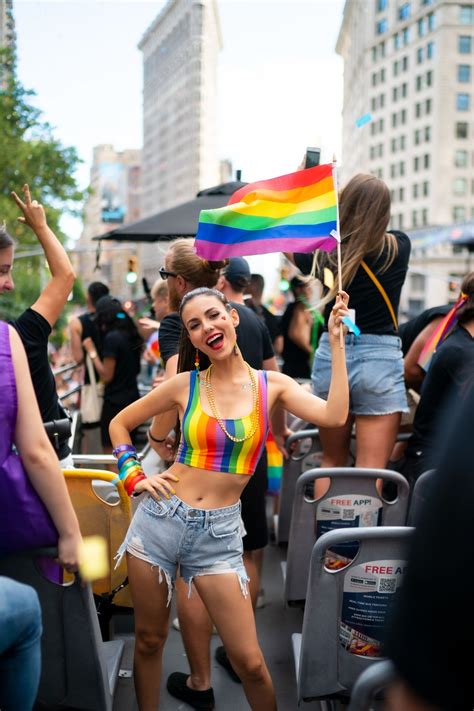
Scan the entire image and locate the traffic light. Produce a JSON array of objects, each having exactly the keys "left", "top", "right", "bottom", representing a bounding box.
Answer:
[{"left": 126, "top": 256, "right": 138, "bottom": 284}]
